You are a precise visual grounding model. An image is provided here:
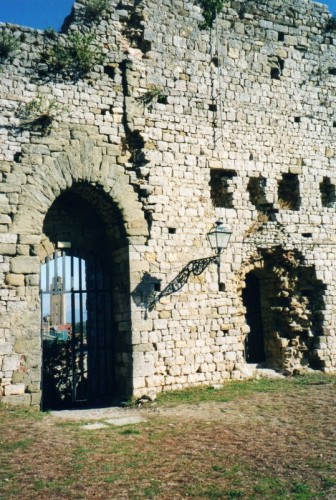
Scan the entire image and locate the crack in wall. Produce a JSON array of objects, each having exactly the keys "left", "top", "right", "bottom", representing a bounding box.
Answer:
[{"left": 119, "top": 58, "right": 153, "bottom": 235}]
